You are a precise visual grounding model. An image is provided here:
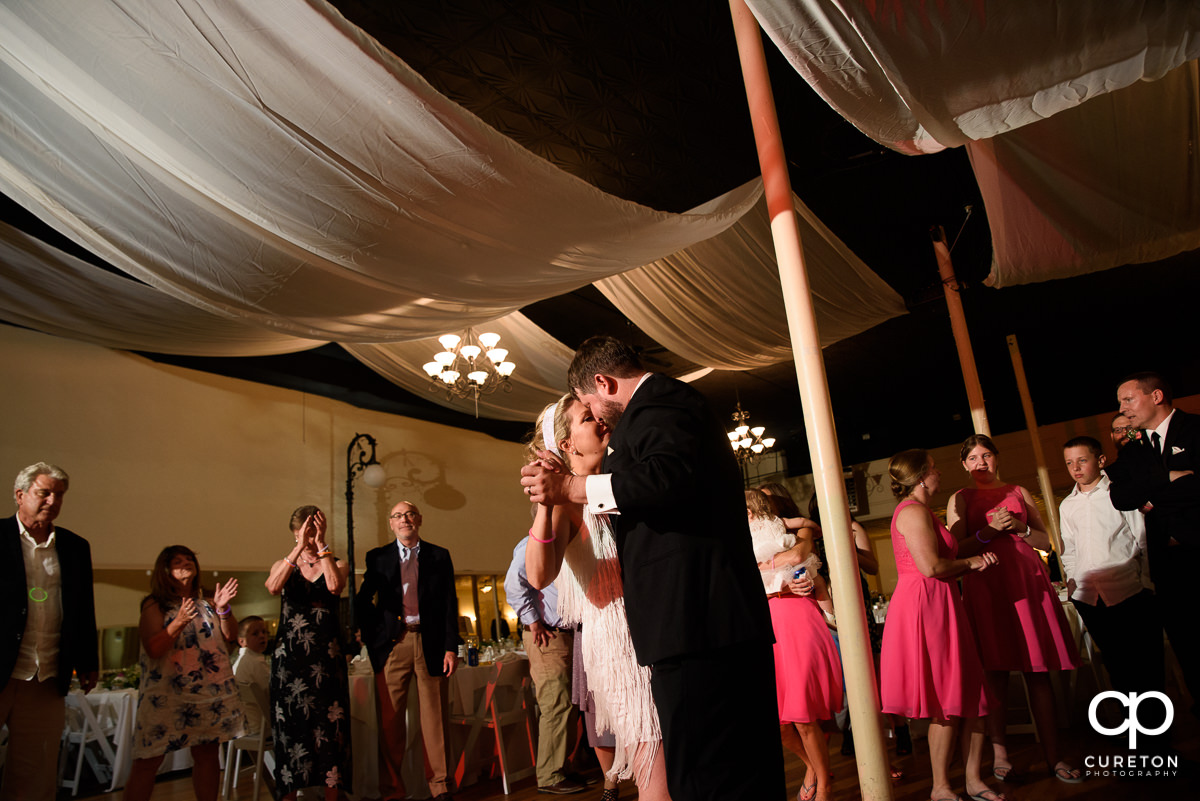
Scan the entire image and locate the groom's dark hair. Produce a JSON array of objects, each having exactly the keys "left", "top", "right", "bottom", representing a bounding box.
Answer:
[{"left": 567, "top": 336, "right": 644, "bottom": 395}]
